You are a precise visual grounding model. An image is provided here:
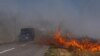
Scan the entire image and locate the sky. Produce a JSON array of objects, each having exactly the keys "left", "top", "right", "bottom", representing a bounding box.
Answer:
[{"left": 0, "top": 0, "right": 100, "bottom": 38}]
